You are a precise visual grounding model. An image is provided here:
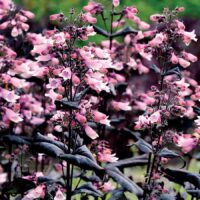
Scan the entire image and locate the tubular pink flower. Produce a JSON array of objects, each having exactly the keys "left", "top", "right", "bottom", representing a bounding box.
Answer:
[
  {"left": 84, "top": 125, "right": 99, "bottom": 139},
  {"left": 4, "top": 108, "right": 23, "bottom": 123}
]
